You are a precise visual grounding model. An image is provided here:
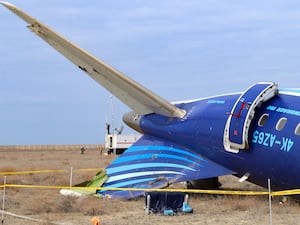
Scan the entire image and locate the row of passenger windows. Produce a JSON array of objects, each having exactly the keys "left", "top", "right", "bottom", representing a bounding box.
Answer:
[{"left": 258, "top": 113, "right": 300, "bottom": 135}]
